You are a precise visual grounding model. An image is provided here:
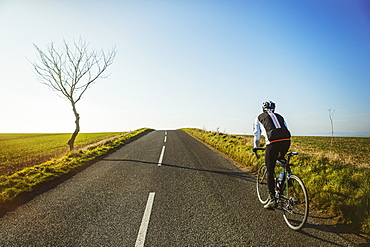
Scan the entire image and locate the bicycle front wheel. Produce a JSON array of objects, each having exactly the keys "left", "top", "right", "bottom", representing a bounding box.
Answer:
[
  {"left": 282, "top": 175, "right": 309, "bottom": 230},
  {"left": 256, "top": 164, "right": 269, "bottom": 204}
]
